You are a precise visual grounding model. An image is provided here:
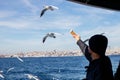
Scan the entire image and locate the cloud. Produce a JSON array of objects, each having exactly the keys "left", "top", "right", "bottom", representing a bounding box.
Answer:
[
  {"left": 0, "top": 8, "right": 82, "bottom": 30},
  {"left": 42, "top": 0, "right": 65, "bottom": 6},
  {"left": 0, "top": 20, "right": 30, "bottom": 29},
  {"left": 3, "top": 38, "right": 40, "bottom": 45},
  {"left": 21, "top": 0, "right": 39, "bottom": 13},
  {"left": 79, "top": 23, "right": 120, "bottom": 48},
  {"left": 67, "top": 1, "right": 115, "bottom": 15},
  {"left": 78, "top": 7, "right": 114, "bottom": 15},
  {"left": 36, "top": 14, "right": 82, "bottom": 30},
  {"left": 0, "top": 38, "right": 41, "bottom": 53},
  {"left": 0, "top": 11, "right": 17, "bottom": 18},
  {"left": 0, "top": 0, "right": 120, "bottom": 53}
]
